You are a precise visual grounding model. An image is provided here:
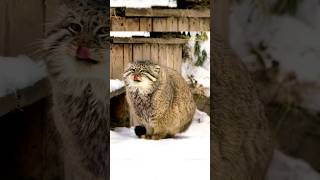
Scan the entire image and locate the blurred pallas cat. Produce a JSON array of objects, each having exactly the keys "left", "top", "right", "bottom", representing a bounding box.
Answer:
[
  {"left": 42, "top": 1, "right": 108, "bottom": 180},
  {"left": 123, "top": 60, "right": 196, "bottom": 140}
]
